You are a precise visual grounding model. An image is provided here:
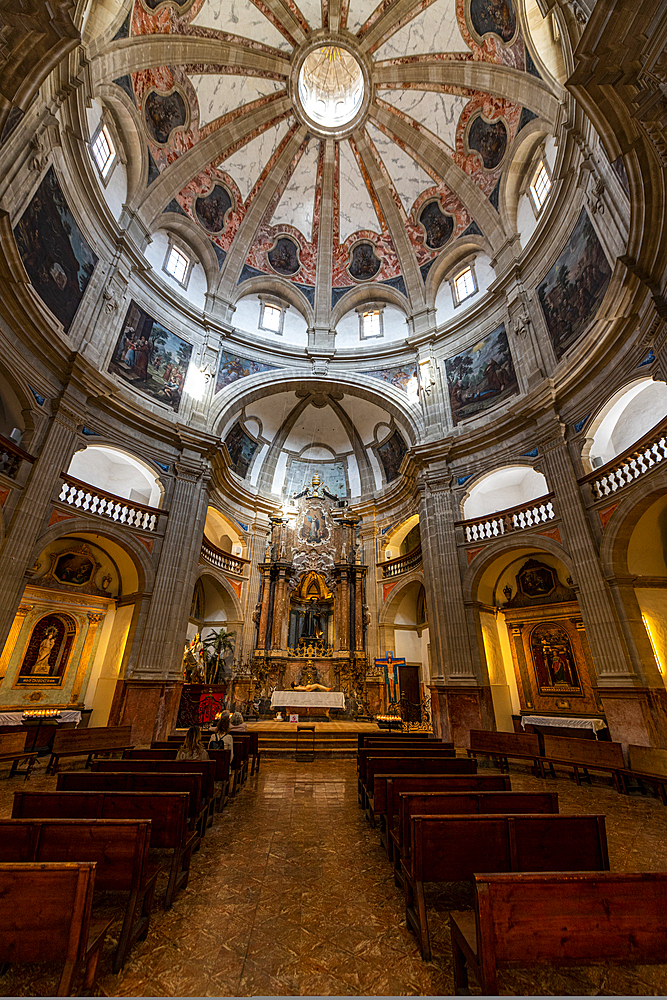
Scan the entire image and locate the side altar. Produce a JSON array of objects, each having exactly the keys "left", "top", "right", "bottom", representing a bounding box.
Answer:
[{"left": 251, "top": 475, "right": 380, "bottom": 717}]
